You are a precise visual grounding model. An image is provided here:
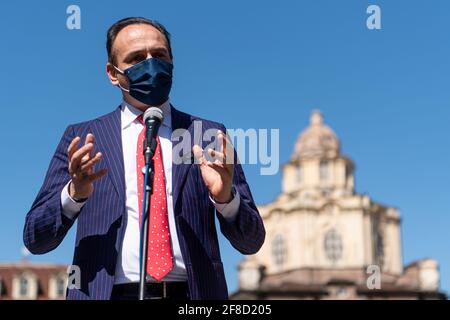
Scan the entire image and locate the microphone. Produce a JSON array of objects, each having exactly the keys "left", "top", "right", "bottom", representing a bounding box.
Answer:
[{"left": 143, "top": 107, "right": 164, "bottom": 164}]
